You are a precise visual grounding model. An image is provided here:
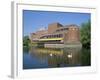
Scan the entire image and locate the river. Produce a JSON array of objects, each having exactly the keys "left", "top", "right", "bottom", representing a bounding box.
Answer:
[{"left": 23, "top": 47, "right": 90, "bottom": 69}]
